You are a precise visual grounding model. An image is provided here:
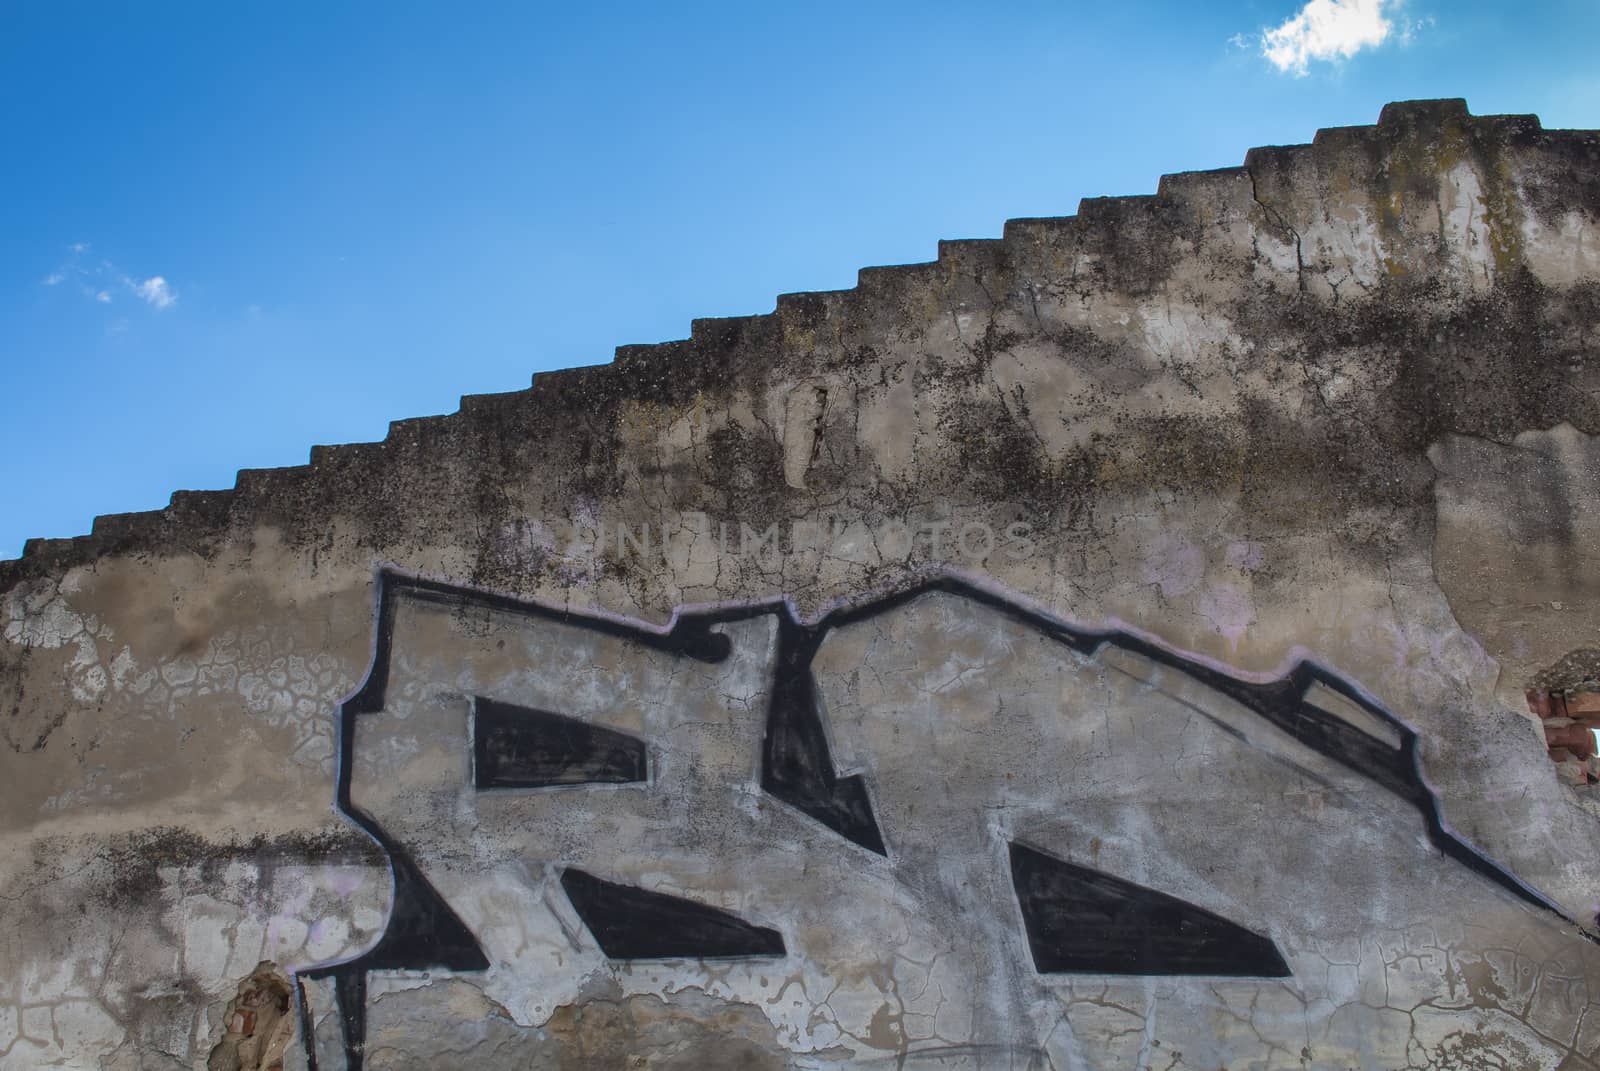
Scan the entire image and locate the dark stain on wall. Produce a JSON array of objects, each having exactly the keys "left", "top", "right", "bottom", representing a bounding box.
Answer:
[{"left": 7, "top": 104, "right": 1597, "bottom": 609}]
